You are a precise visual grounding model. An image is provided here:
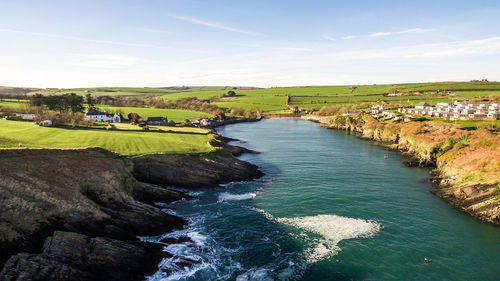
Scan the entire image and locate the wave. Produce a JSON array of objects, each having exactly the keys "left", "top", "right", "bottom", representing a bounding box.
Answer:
[
  {"left": 255, "top": 209, "right": 381, "bottom": 263},
  {"left": 218, "top": 192, "right": 257, "bottom": 202}
]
